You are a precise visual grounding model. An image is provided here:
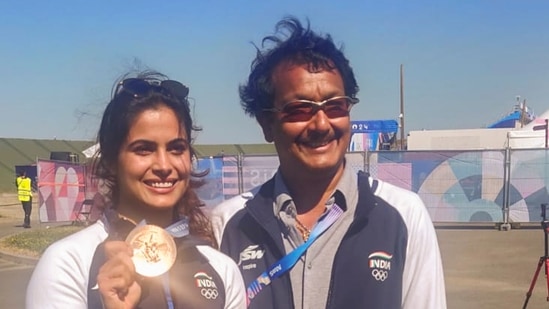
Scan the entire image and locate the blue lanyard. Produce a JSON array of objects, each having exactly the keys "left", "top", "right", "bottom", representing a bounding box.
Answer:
[
  {"left": 157, "top": 218, "right": 189, "bottom": 309},
  {"left": 246, "top": 204, "right": 344, "bottom": 305},
  {"left": 162, "top": 272, "right": 175, "bottom": 309}
]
